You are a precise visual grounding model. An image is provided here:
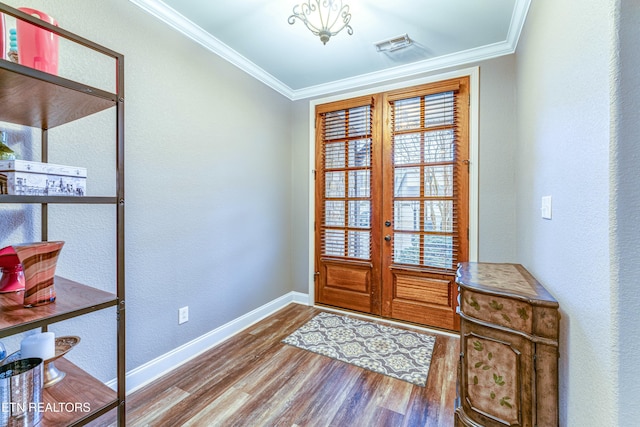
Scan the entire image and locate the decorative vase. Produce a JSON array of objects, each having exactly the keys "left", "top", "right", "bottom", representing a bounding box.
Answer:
[
  {"left": 0, "top": 357, "right": 44, "bottom": 427},
  {"left": 0, "top": 241, "right": 64, "bottom": 307},
  {"left": 16, "top": 8, "right": 59, "bottom": 75},
  {"left": 0, "top": 245, "right": 26, "bottom": 293},
  {"left": 0, "top": 13, "right": 5, "bottom": 61},
  {"left": 0, "top": 262, "right": 25, "bottom": 293}
]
